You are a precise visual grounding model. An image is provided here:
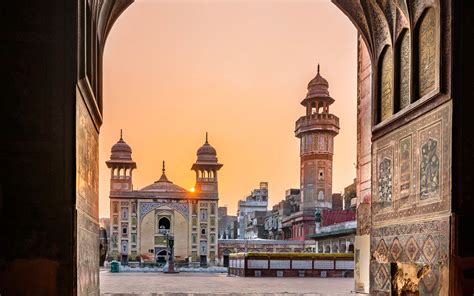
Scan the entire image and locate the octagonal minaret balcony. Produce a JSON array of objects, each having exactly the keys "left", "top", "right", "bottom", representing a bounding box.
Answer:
[{"left": 295, "top": 64, "right": 340, "bottom": 138}]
